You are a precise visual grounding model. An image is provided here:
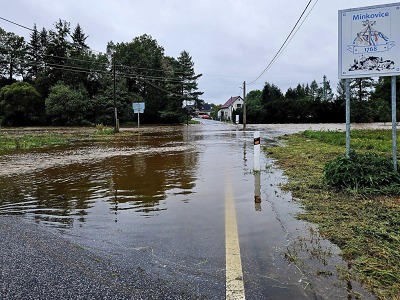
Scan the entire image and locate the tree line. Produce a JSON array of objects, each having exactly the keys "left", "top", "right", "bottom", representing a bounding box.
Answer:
[
  {"left": 0, "top": 19, "right": 203, "bottom": 126},
  {"left": 230, "top": 76, "right": 400, "bottom": 124}
]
